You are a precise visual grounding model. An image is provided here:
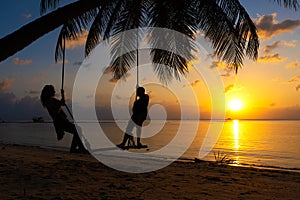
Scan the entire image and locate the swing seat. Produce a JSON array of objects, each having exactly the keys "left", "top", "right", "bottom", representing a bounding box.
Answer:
[
  {"left": 123, "top": 144, "right": 148, "bottom": 150},
  {"left": 127, "top": 135, "right": 135, "bottom": 147},
  {"left": 116, "top": 136, "right": 148, "bottom": 150}
]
